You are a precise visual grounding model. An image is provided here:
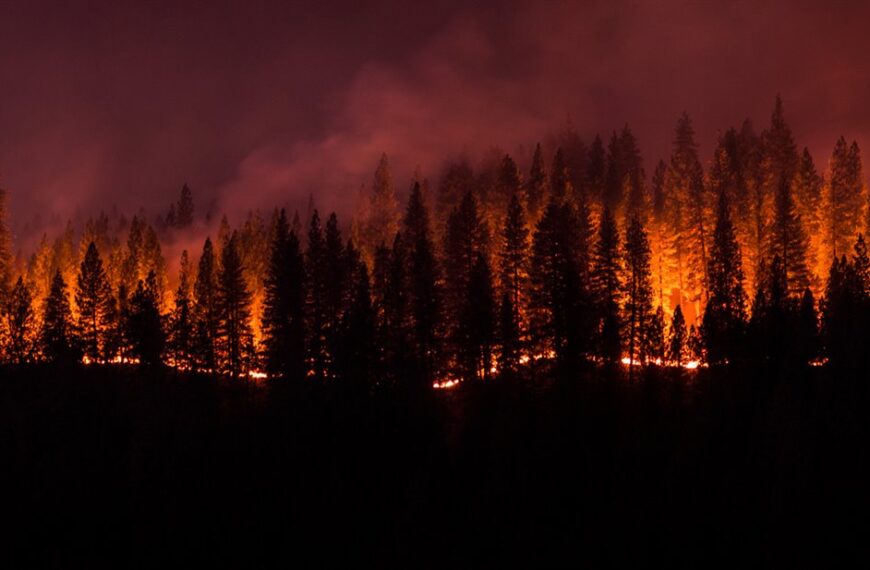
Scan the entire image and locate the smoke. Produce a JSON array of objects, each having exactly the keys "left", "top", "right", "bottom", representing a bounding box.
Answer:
[{"left": 3, "top": 0, "right": 870, "bottom": 252}]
